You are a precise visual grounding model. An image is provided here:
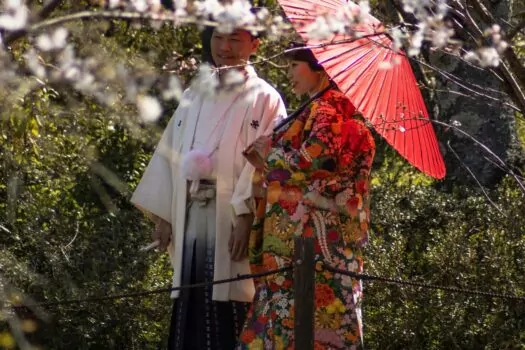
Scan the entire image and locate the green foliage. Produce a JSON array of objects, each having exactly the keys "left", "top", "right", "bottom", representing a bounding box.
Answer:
[
  {"left": 365, "top": 159, "right": 525, "bottom": 350},
  {"left": 517, "top": 113, "right": 525, "bottom": 147},
  {"left": 0, "top": 93, "right": 174, "bottom": 348},
  {"left": 0, "top": 11, "right": 196, "bottom": 349}
]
